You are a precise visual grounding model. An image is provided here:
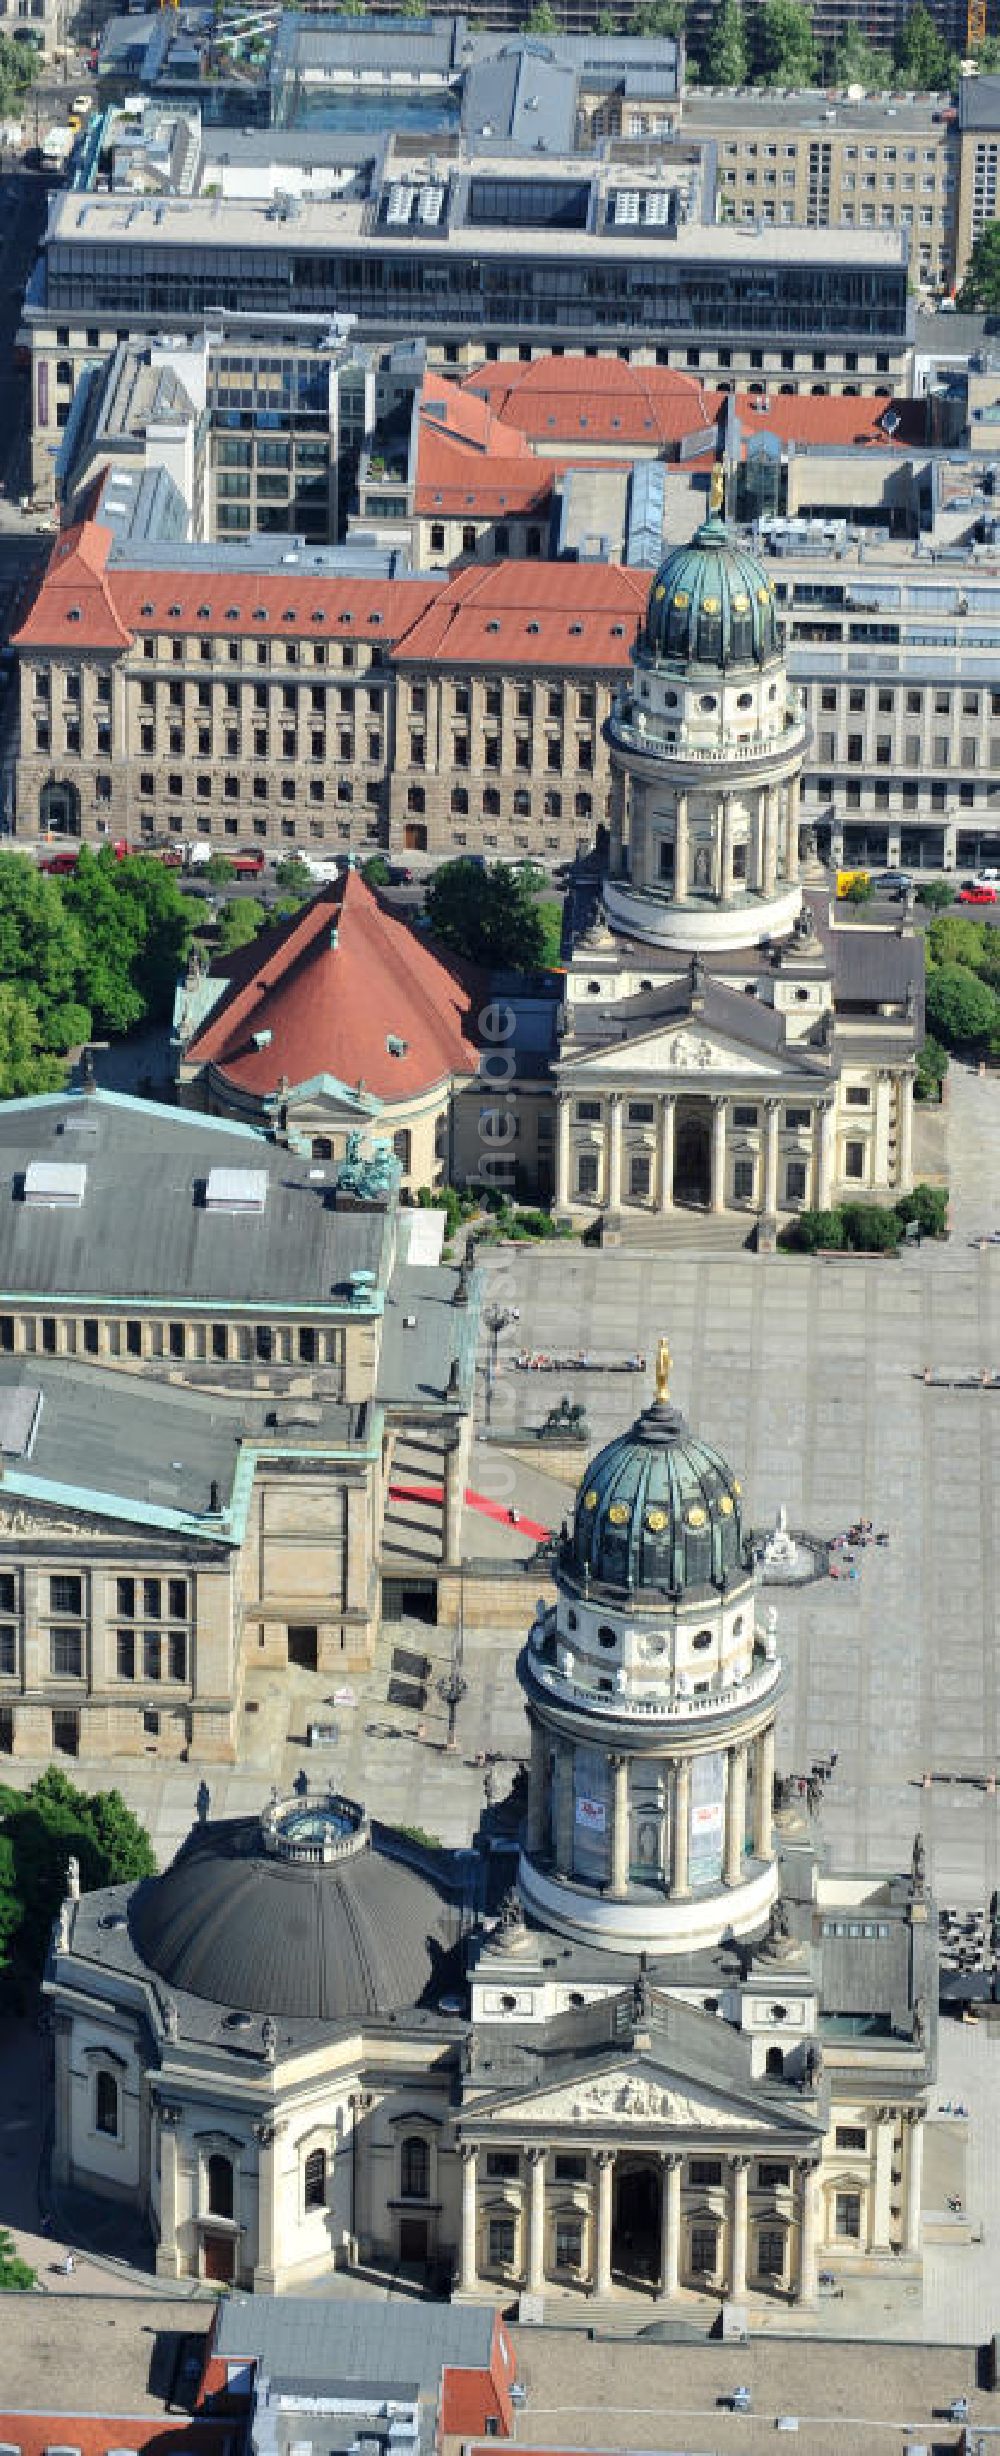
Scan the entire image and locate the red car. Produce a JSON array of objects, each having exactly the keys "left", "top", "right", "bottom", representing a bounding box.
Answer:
[
  {"left": 39, "top": 848, "right": 79, "bottom": 874},
  {"left": 232, "top": 847, "right": 266, "bottom": 877},
  {"left": 958, "top": 884, "right": 998, "bottom": 905}
]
